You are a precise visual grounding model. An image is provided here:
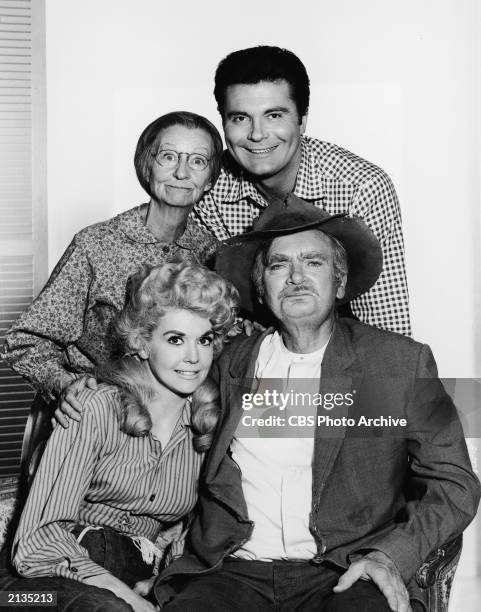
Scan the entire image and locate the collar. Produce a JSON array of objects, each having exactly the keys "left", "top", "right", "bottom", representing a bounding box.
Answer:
[
  {"left": 293, "top": 136, "right": 325, "bottom": 200},
  {"left": 179, "top": 397, "right": 192, "bottom": 429},
  {"left": 227, "top": 320, "right": 356, "bottom": 380},
  {"left": 219, "top": 136, "right": 325, "bottom": 206},
  {"left": 319, "top": 319, "right": 356, "bottom": 377},
  {"left": 227, "top": 328, "right": 276, "bottom": 379},
  {"left": 115, "top": 204, "right": 200, "bottom": 250},
  {"left": 276, "top": 330, "right": 330, "bottom": 361}
]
